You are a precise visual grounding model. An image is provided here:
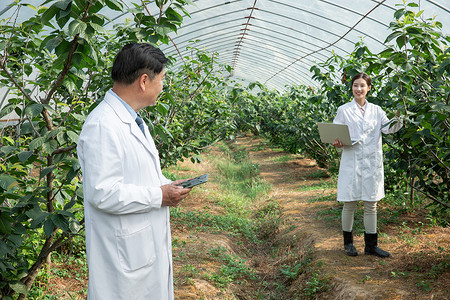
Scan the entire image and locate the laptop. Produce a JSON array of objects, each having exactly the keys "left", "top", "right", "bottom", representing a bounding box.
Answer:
[{"left": 317, "top": 123, "right": 359, "bottom": 146}]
